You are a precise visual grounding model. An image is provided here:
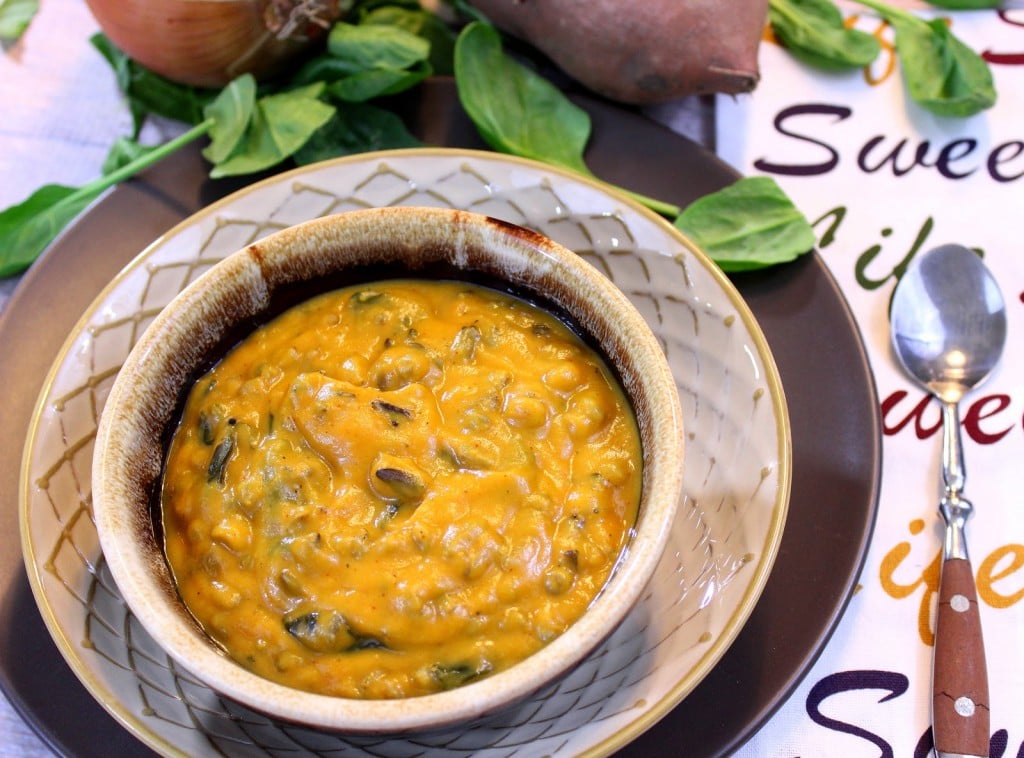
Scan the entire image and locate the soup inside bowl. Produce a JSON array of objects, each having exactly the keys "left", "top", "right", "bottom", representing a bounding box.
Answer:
[{"left": 92, "top": 206, "right": 684, "bottom": 732}]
